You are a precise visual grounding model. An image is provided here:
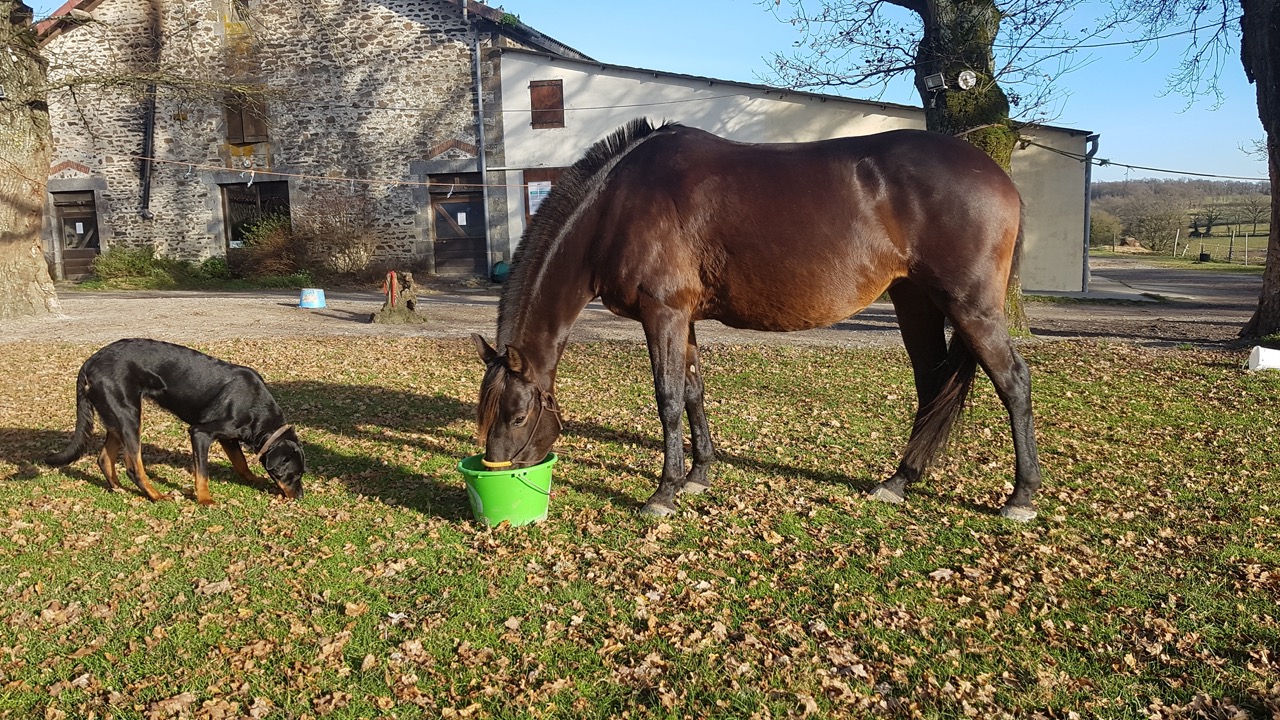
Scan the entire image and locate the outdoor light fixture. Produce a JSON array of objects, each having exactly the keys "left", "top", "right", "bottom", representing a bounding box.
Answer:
[
  {"left": 957, "top": 70, "right": 978, "bottom": 90},
  {"left": 923, "top": 73, "right": 947, "bottom": 92}
]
